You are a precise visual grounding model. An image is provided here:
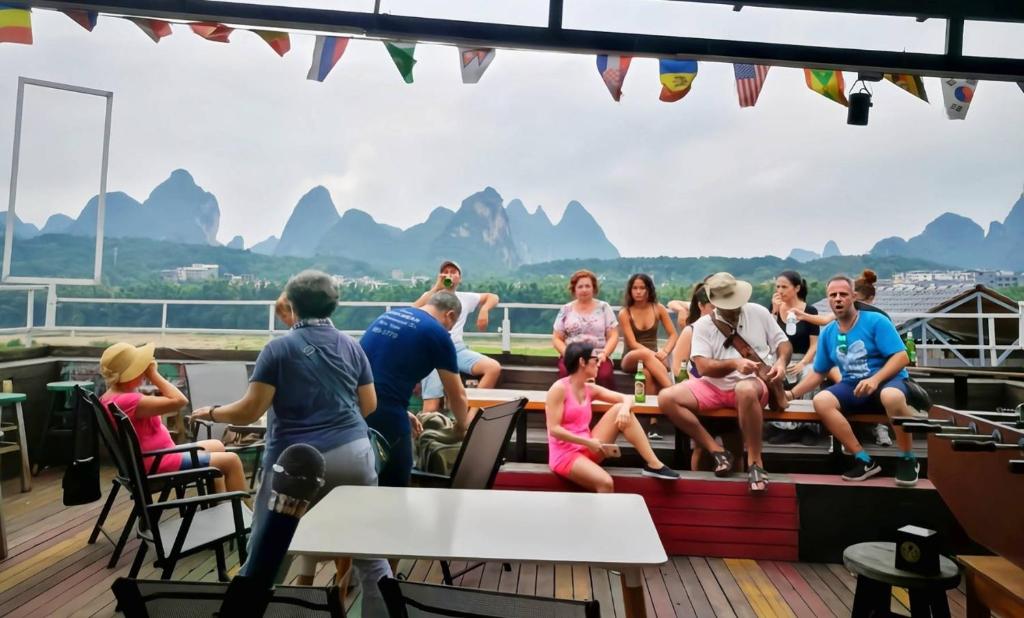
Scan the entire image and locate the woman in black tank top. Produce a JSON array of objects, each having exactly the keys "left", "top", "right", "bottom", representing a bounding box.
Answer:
[{"left": 618, "top": 274, "right": 678, "bottom": 394}]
